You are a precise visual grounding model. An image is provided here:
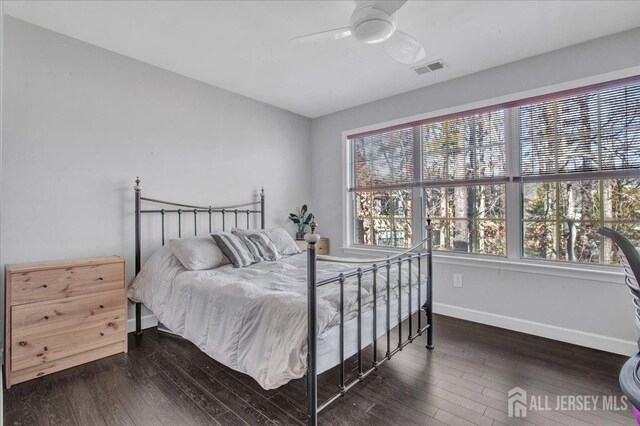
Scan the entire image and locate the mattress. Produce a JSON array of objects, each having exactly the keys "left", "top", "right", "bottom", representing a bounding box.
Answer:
[
  {"left": 317, "top": 283, "right": 426, "bottom": 374},
  {"left": 128, "top": 245, "right": 427, "bottom": 389}
]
